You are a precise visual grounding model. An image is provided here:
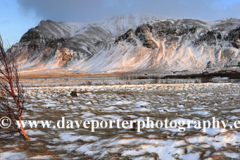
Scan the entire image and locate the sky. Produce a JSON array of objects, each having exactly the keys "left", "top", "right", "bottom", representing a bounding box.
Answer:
[{"left": 1, "top": 0, "right": 240, "bottom": 46}]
